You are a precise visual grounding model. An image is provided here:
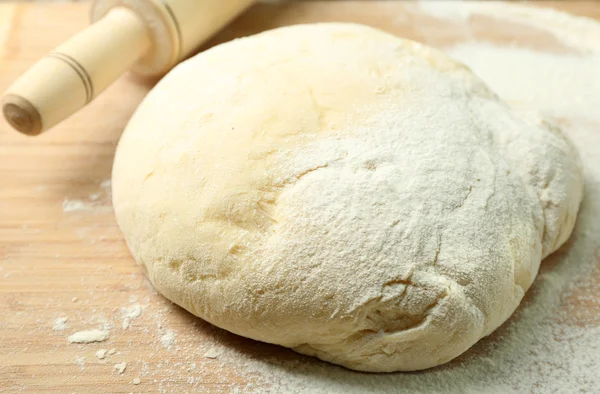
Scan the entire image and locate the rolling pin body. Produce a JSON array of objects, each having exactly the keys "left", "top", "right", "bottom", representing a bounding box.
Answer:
[
  {"left": 3, "top": 0, "right": 254, "bottom": 136},
  {"left": 167, "top": 0, "right": 255, "bottom": 60}
]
